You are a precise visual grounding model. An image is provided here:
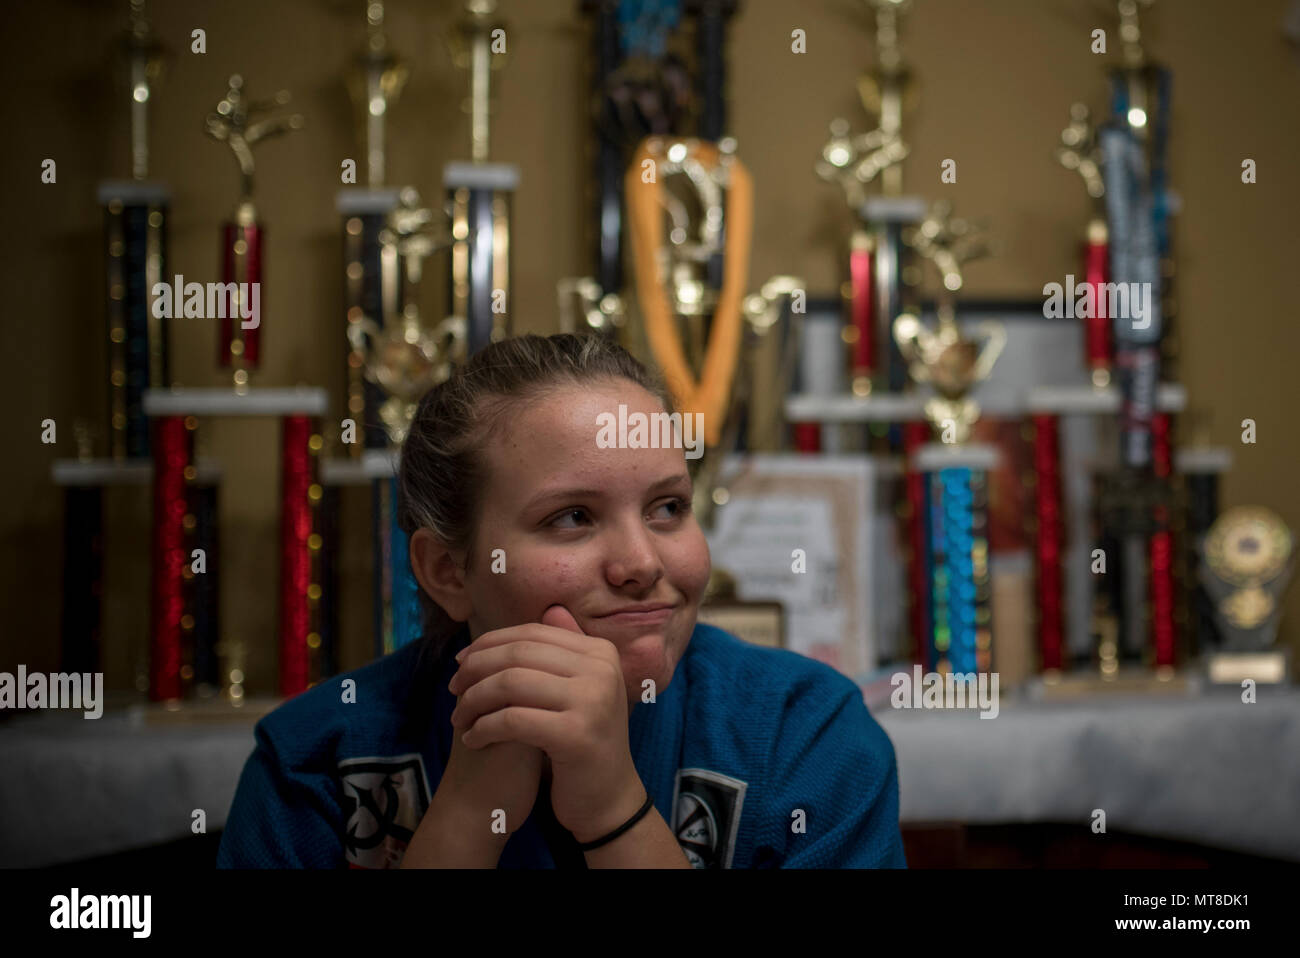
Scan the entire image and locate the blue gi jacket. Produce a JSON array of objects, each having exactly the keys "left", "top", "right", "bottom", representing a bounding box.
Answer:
[{"left": 217, "top": 622, "right": 906, "bottom": 869}]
